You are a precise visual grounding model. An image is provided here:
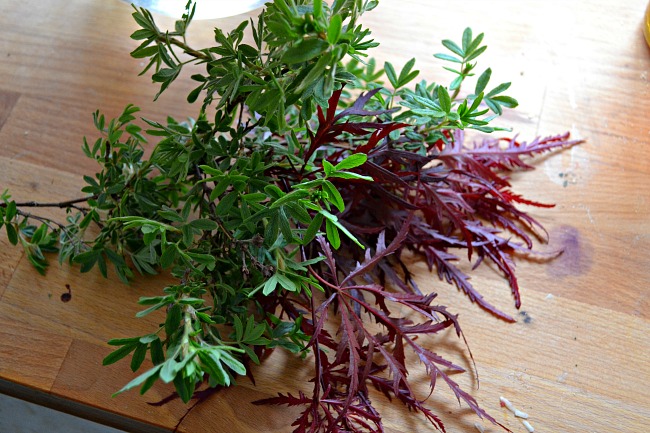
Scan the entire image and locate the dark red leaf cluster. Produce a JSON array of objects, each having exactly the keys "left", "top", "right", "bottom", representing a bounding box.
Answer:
[{"left": 258, "top": 89, "right": 581, "bottom": 432}]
